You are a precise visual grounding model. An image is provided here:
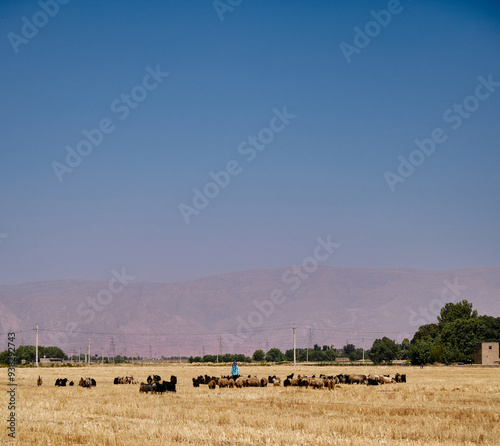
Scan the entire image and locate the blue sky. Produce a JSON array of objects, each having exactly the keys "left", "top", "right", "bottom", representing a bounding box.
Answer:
[{"left": 1, "top": 0, "right": 499, "bottom": 284}]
